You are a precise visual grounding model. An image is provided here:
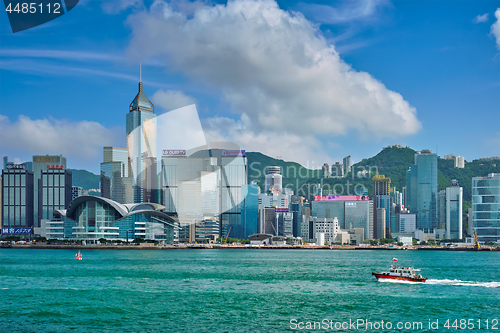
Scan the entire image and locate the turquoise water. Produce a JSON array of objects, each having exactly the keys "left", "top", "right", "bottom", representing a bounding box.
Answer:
[{"left": 0, "top": 249, "right": 499, "bottom": 332}]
